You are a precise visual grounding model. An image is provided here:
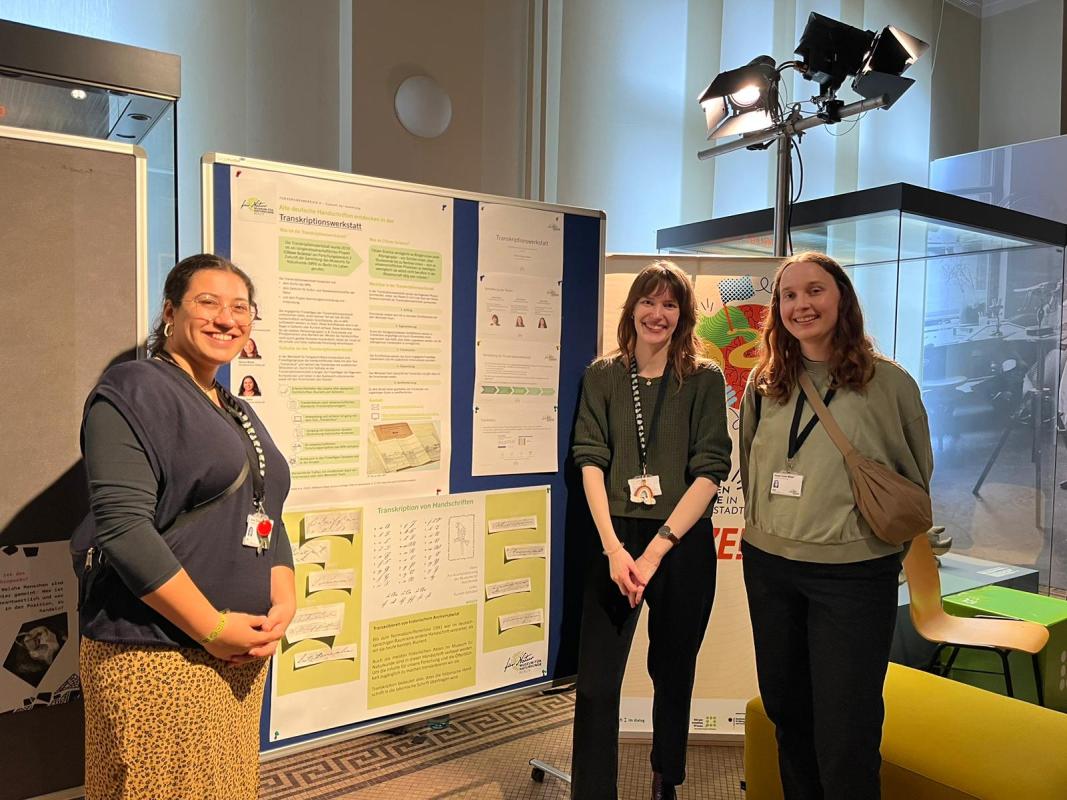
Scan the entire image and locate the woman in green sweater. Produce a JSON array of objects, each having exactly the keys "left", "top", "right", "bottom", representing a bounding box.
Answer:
[
  {"left": 571, "top": 260, "right": 732, "bottom": 800},
  {"left": 739, "top": 252, "right": 933, "bottom": 799}
]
